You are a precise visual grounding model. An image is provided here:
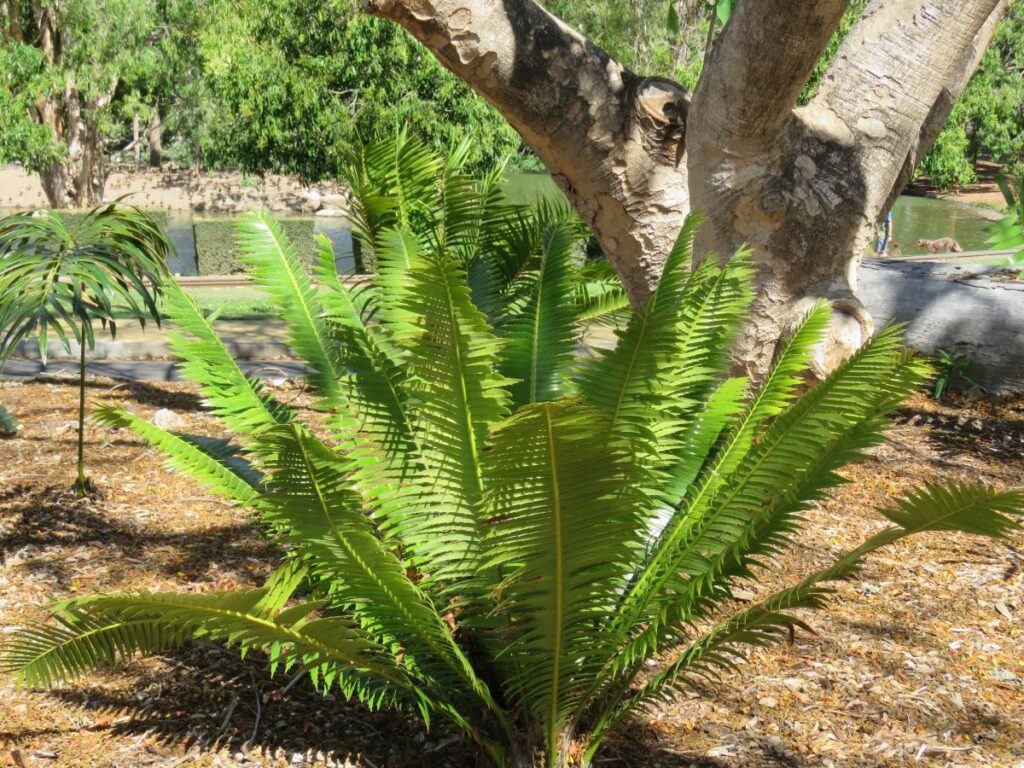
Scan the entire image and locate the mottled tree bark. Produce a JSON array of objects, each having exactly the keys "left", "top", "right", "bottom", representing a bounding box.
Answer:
[
  {"left": 148, "top": 108, "right": 163, "bottom": 168},
  {"left": 16, "top": 0, "right": 117, "bottom": 208},
  {"left": 366, "top": 0, "right": 1008, "bottom": 377}
]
